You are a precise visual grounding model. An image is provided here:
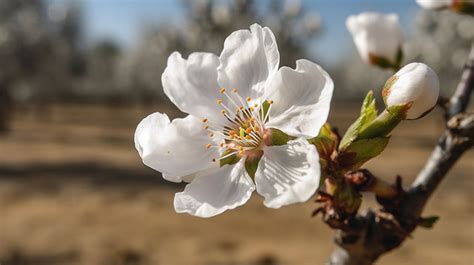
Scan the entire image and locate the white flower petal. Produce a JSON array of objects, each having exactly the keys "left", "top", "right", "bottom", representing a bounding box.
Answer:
[
  {"left": 218, "top": 23, "right": 280, "bottom": 100},
  {"left": 174, "top": 159, "right": 255, "bottom": 218},
  {"left": 134, "top": 112, "right": 218, "bottom": 182},
  {"left": 386, "top": 62, "right": 440, "bottom": 119},
  {"left": 255, "top": 138, "right": 320, "bottom": 208},
  {"left": 162, "top": 52, "right": 226, "bottom": 122},
  {"left": 264, "top": 59, "right": 333, "bottom": 138}
]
